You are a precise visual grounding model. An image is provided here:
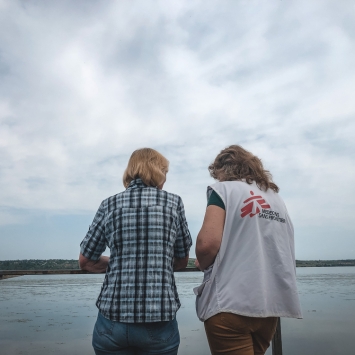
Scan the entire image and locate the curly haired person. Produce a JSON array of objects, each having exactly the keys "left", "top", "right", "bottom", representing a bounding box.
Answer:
[{"left": 195, "top": 145, "right": 302, "bottom": 355}]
